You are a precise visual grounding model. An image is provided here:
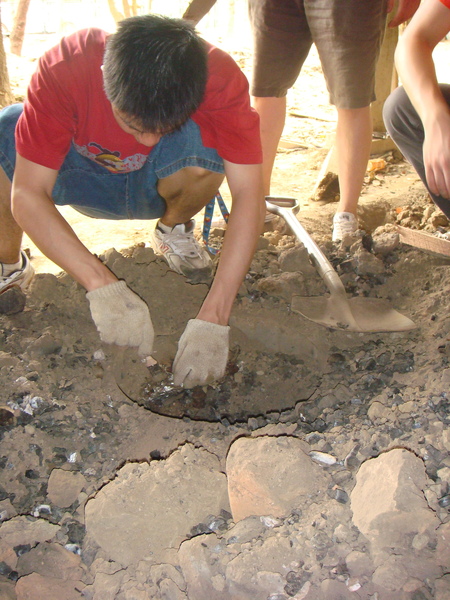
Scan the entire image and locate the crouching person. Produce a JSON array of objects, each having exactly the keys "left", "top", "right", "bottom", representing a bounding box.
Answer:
[
  {"left": 383, "top": 0, "right": 450, "bottom": 220},
  {"left": 0, "top": 15, "right": 265, "bottom": 387}
]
